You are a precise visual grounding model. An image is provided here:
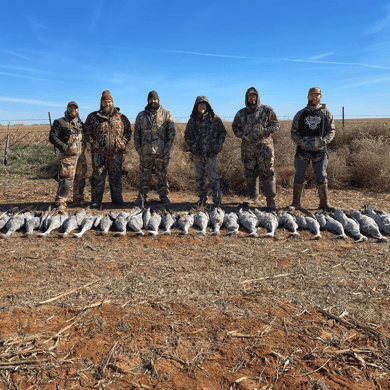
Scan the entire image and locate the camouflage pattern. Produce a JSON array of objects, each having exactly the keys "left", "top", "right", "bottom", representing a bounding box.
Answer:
[
  {"left": 138, "top": 154, "right": 170, "bottom": 198},
  {"left": 91, "top": 152, "right": 124, "bottom": 203},
  {"left": 232, "top": 87, "right": 279, "bottom": 187},
  {"left": 84, "top": 107, "right": 132, "bottom": 154},
  {"left": 291, "top": 103, "right": 335, "bottom": 153},
  {"left": 134, "top": 105, "right": 175, "bottom": 197},
  {"left": 184, "top": 96, "right": 226, "bottom": 203},
  {"left": 291, "top": 103, "right": 335, "bottom": 185},
  {"left": 49, "top": 113, "right": 87, "bottom": 208}
]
